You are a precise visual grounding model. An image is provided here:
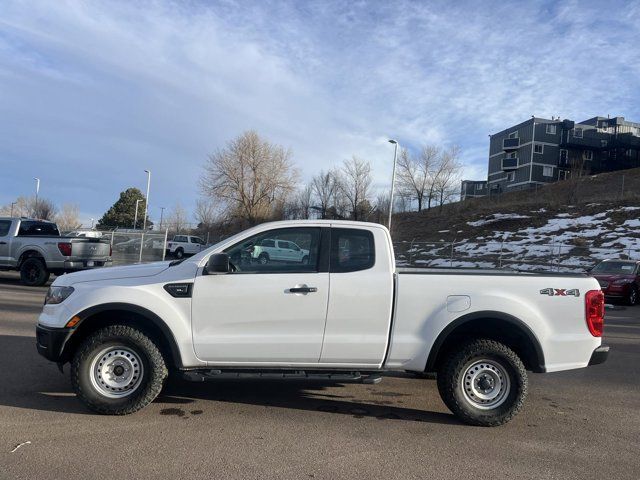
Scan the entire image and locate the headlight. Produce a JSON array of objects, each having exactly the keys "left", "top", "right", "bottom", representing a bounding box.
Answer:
[
  {"left": 44, "top": 286, "right": 75, "bottom": 305},
  {"left": 612, "top": 279, "right": 632, "bottom": 285}
]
